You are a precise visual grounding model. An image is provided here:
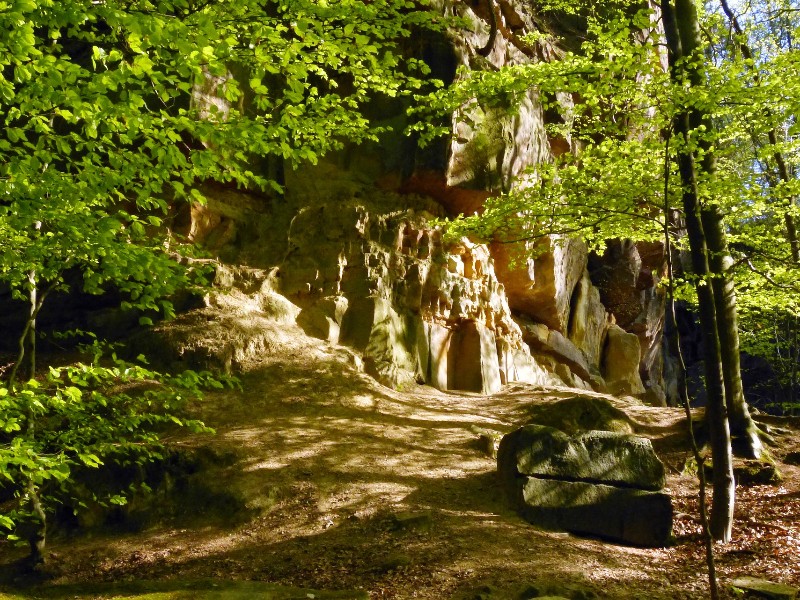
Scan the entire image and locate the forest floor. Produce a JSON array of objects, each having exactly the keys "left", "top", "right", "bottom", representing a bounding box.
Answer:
[{"left": 1, "top": 320, "right": 800, "bottom": 599}]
